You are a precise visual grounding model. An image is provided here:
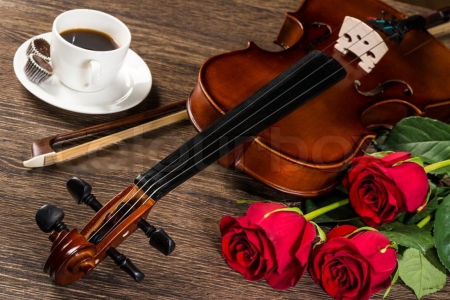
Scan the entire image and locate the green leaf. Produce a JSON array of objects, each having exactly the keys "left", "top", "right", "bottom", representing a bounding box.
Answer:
[
  {"left": 367, "top": 151, "right": 393, "bottom": 159},
  {"left": 432, "top": 186, "right": 450, "bottom": 199},
  {"left": 378, "top": 222, "right": 434, "bottom": 253},
  {"left": 434, "top": 194, "right": 450, "bottom": 271},
  {"left": 394, "top": 156, "right": 424, "bottom": 167},
  {"left": 398, "top": 248, "right": 447, "bottom": 299},
  {"left": 381, "top": 117, "right": 450, "bottom": 164},
  {"left": 424, "top": 248, "right": 447, "bottom": 274}
]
